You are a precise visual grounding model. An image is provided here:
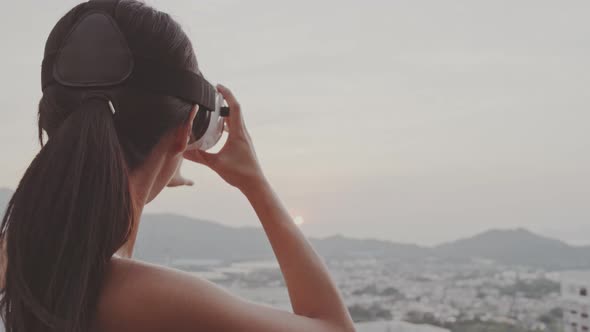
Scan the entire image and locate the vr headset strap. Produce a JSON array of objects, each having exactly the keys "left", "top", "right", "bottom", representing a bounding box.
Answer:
[{"left": 41, "top": 0, "right": 217, "bottom": 113}]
